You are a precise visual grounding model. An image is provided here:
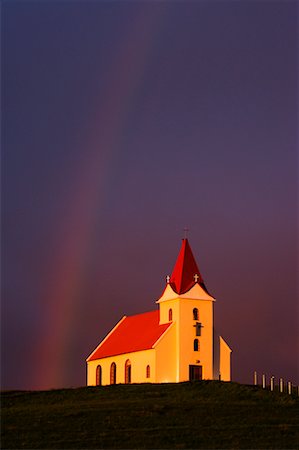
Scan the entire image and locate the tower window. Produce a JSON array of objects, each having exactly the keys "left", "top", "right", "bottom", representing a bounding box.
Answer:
[
  {"left": 194, "top": 339, "right": 199, "bottom": 351},
  {"left": 168, "top": 308, "right": 173, "bottom": 322},
  {"left": 146, "top": 365, "right": 150, "bottom": 378},
  {"left": 193, "top": 308, "right": 199, "bottom": 321}
]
